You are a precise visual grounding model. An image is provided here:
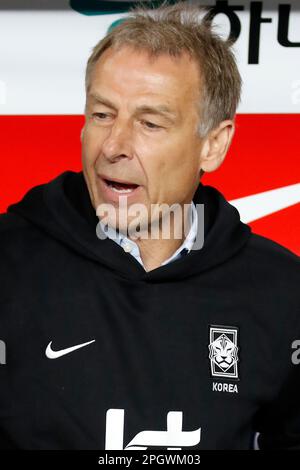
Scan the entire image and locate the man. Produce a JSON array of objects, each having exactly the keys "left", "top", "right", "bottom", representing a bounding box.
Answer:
[{"left": 0, "top": 2, "right": 299, "bottom": 450}]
